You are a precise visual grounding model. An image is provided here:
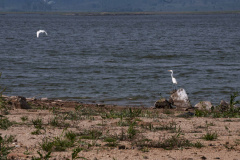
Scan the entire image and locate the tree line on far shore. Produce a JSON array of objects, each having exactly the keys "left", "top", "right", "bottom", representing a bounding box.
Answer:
[{"left": 1, "top": 0, "right": 240, "bottom": 12}]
